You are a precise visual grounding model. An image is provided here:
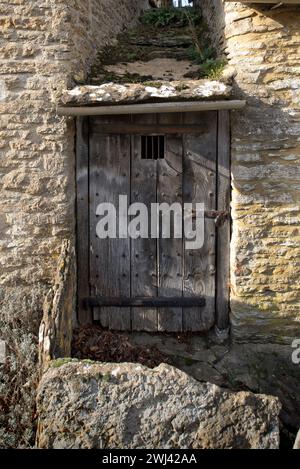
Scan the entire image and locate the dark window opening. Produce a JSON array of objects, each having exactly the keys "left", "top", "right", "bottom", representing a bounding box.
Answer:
[{"left": 141, "top": 135, "right": 165, "bottom": 160}]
